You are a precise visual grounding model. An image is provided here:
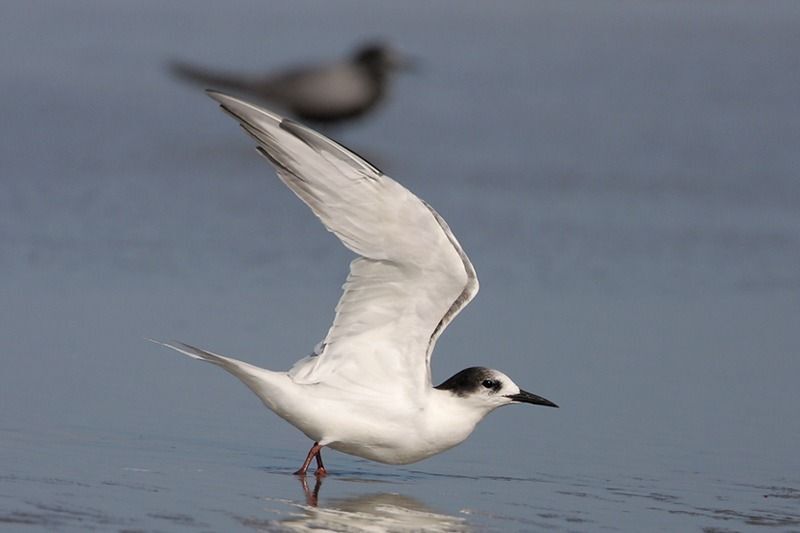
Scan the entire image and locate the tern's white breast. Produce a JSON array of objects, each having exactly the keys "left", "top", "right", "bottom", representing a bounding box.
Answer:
[{"left": 264, "top": 382, "right": 487, "bottom": 464}]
